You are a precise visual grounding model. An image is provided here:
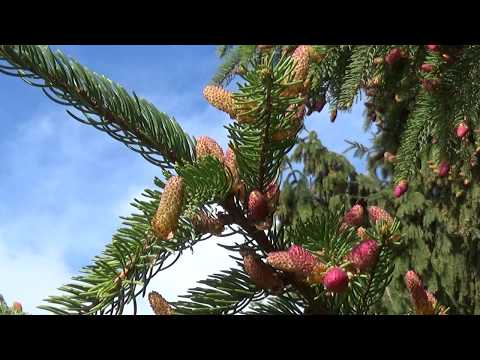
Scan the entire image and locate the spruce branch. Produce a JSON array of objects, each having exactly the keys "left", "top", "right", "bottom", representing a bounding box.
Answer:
[
  {"left": 0, "top": 45, "right": 195, "bottom": 170},
  {"left": 38, "top": 178, "right": 204, "bottom": 315}
]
